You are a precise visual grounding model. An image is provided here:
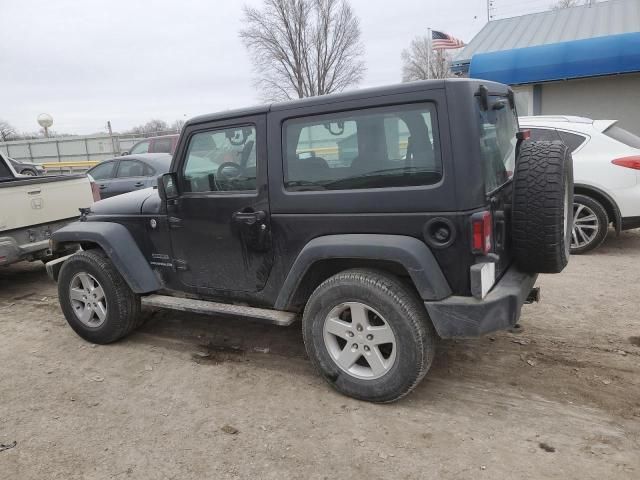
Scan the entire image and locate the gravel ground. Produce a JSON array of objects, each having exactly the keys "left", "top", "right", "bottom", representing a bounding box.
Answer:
[{"left": 1, "top": 230, "right": 639, "bottom": 479}]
